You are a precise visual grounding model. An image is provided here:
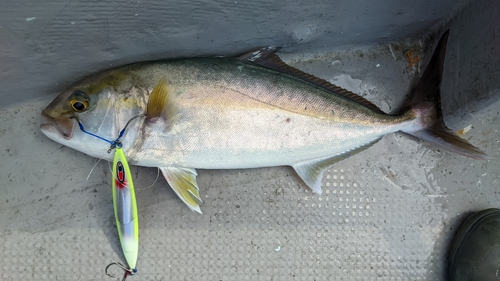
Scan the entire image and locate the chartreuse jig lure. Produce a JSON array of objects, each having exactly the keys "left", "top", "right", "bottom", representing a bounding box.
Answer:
[{"left": 111, "top": 146, "right": 139, "bottom": 277}]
